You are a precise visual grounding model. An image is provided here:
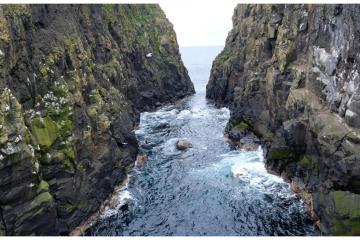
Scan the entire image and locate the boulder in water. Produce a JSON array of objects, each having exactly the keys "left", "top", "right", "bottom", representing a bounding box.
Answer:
[
  {"left": 136, "top": 154, "right": 148, "bottom": 166},
  {"left": 155, "top": 122, "right": 170, "bottom": 129},
  {"left": 176, "top": 139, "right": 193, "bottom": 150}
]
